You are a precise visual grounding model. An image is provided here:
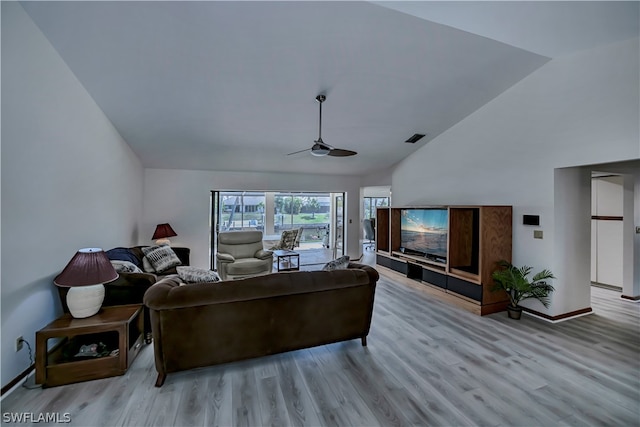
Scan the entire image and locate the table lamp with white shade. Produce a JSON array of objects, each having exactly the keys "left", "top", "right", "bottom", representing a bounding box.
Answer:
[{"left": 54, "top": 248, "right": 119, "bottom": 318}]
